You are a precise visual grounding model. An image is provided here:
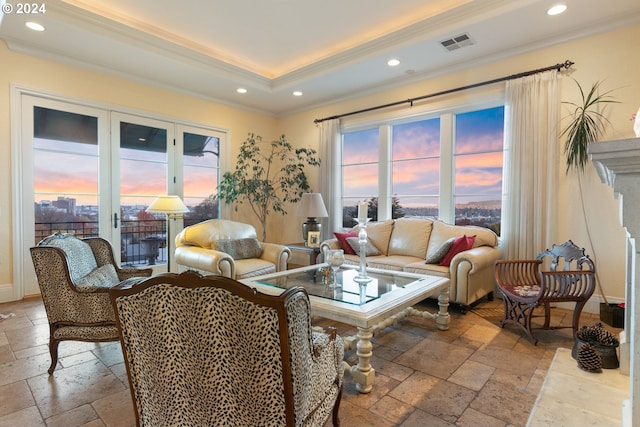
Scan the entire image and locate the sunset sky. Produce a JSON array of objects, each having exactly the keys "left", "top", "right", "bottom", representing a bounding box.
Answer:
[
  {"left": 342, "top": 106, "right": 504, "bottom": 207},
  {"left": 34, "top": 106, "right": 503, "bottom": 210}
]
